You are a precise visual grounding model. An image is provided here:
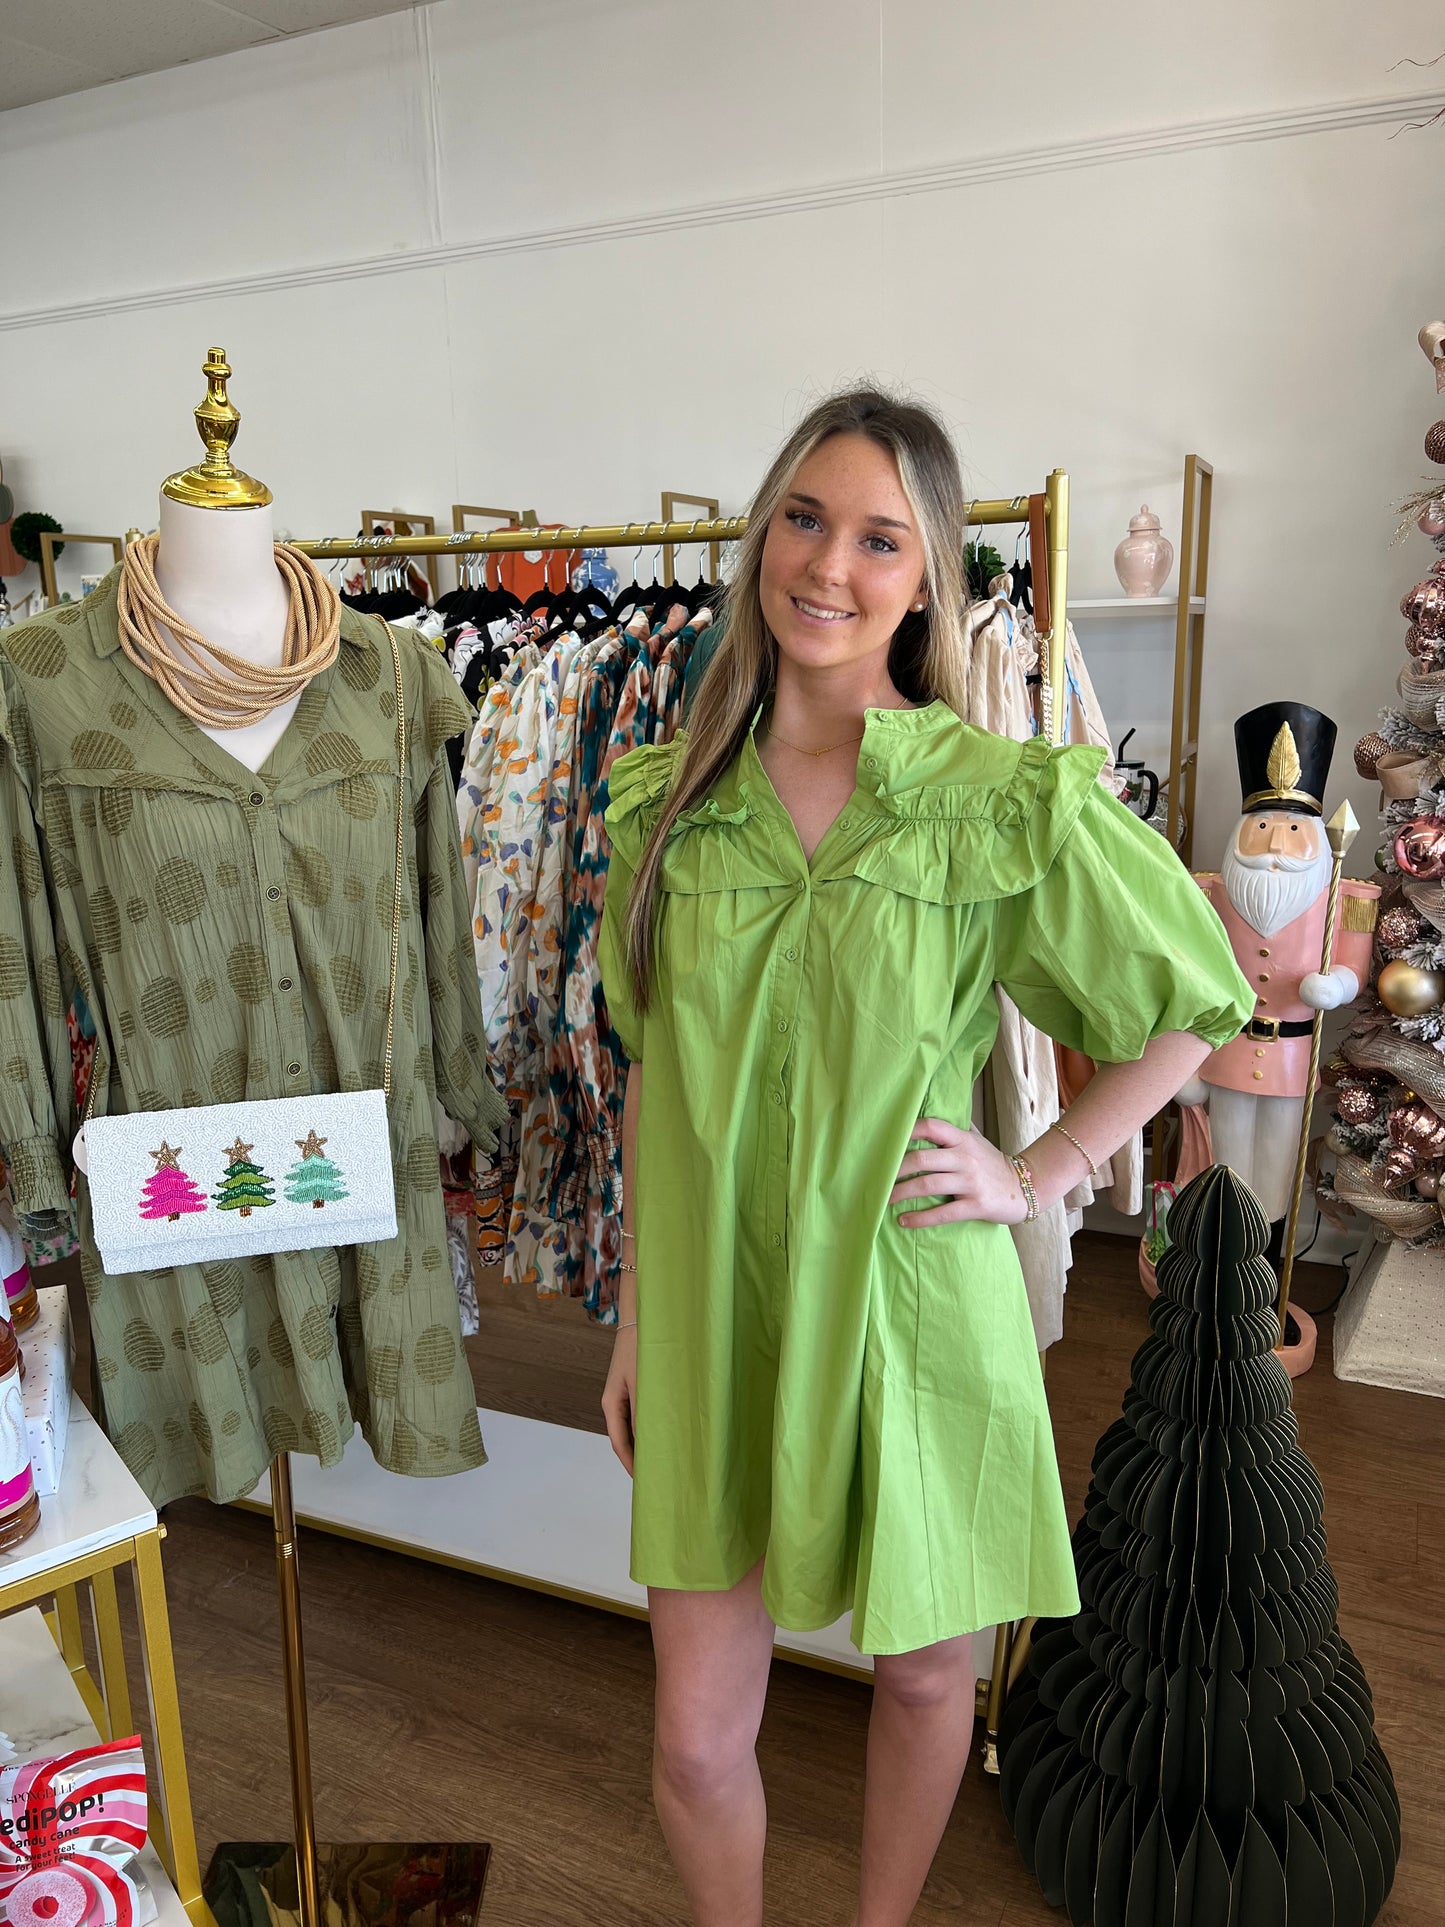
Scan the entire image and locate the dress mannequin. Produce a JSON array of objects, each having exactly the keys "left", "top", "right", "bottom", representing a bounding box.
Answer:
[{"left": 152, "top": 492, "right": 297, "bottom": 773}]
